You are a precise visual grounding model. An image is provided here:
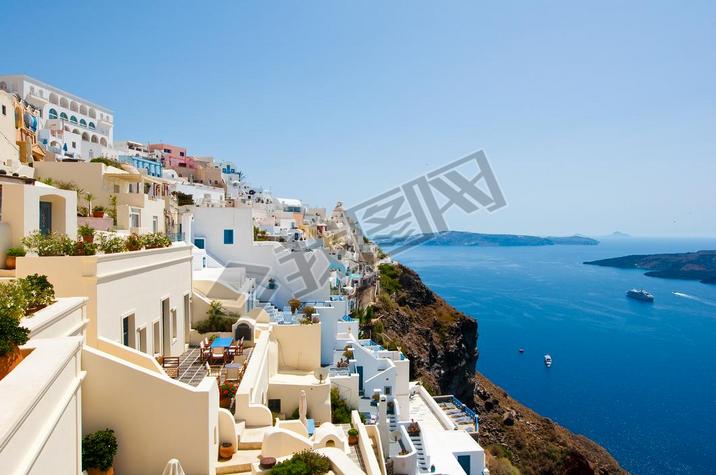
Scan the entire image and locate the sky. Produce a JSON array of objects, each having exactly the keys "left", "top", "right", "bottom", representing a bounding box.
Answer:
[{"left": 3, "top": 1, "right": 715, "bottom": 237}]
